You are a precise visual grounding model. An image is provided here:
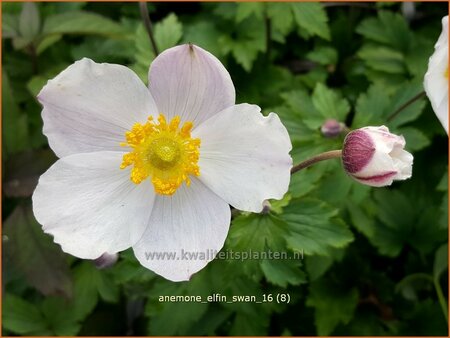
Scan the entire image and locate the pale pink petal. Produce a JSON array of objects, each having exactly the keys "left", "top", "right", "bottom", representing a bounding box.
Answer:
[
  {"left": 424, "top": 16, "right": 449, "bottom": 134},
  {"left": 132, "top": 178, "right": 230, "bottom": 282},
  {"left": 193, "top": 103, "right": 292, "bottom": 213},
  {"left": 38, "top": 58, "right": 158, "bottom": 157},
  {"left": 148, "top": 44, "right": 235, "bottom": 126},
  {"left": 32, "top": 151, "right": 156, "bottom": 259},
  {"left": 435, "top": 16, "right": 448, "bottom": 49}
]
